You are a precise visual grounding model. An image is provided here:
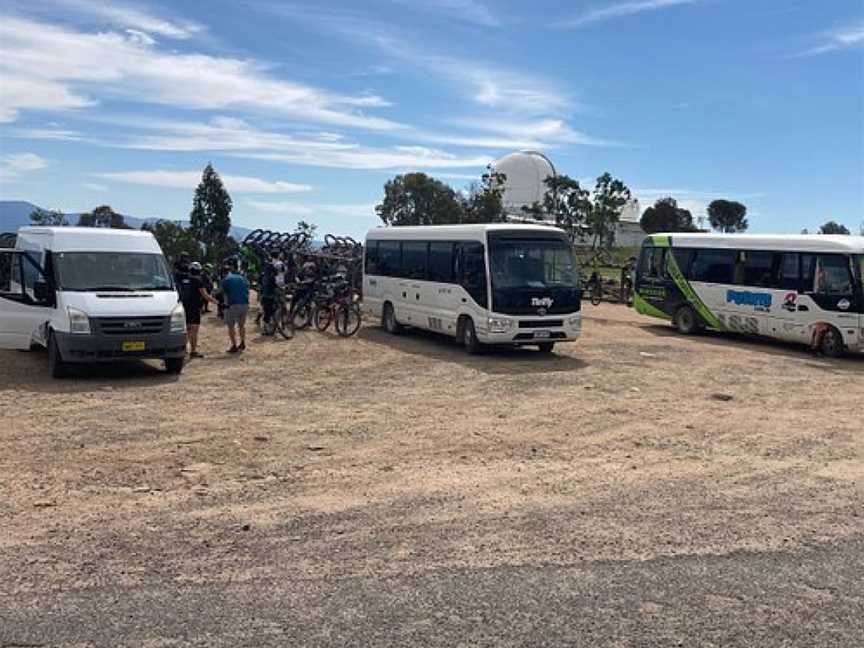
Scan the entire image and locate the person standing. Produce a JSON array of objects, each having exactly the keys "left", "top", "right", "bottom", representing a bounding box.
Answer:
[
  {"left": 180, "top": 262, "right": 217, "bottom": 359},
  {"left": 220, "top": 262, "right": 250, "bottom": 353}
]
